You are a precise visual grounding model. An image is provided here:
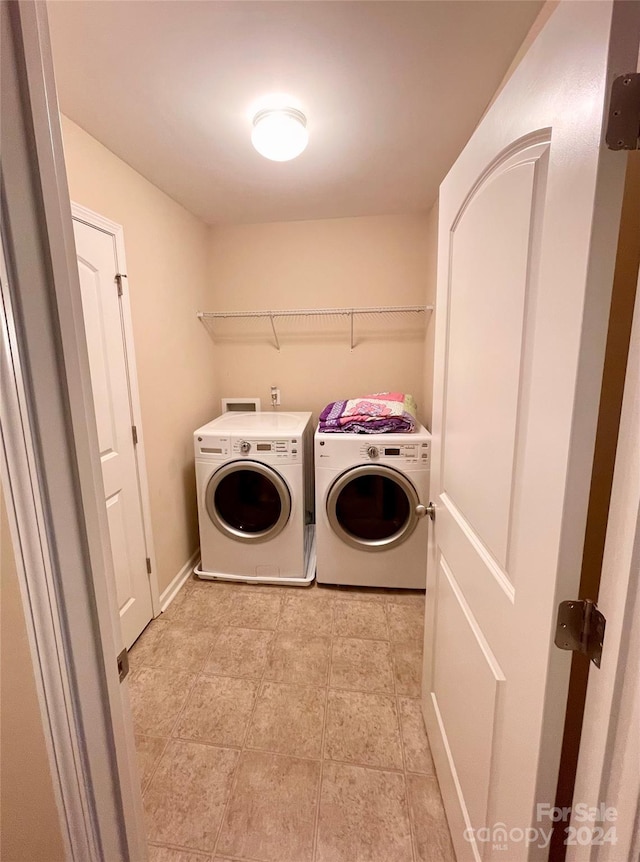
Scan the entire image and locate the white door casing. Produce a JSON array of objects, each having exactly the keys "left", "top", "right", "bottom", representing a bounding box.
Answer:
[
  {"left": 72, "top": 207, "right": 158, "bottom": 648},
  {"left": 422, "top": 3, "right": 640, "bottom": 862},
  {"left": 567, "top": 262, "right": 640, "bottom": 862},
  {"left": 2, "top": 3, "right": 148, "bottom": 858}
]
